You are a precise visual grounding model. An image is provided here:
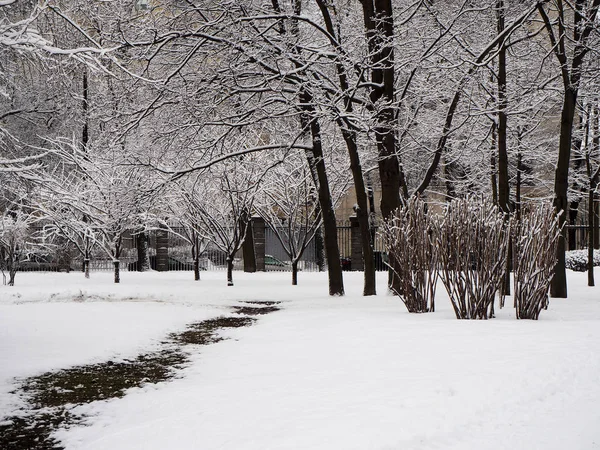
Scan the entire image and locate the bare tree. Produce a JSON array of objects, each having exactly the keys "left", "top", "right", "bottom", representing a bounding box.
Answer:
[{"left": 537, "top": 0, "right": 600, "bottom": 298}]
